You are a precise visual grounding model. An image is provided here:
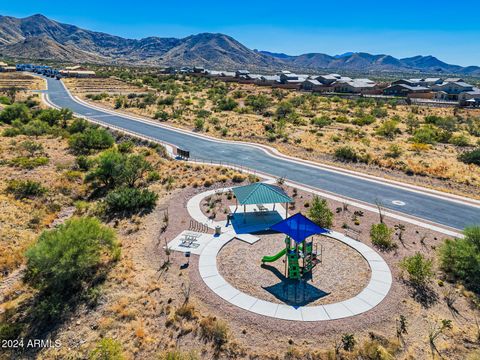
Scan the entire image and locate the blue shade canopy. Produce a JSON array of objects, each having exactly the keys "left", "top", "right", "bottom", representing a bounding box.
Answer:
[{"left": 270, "top": 213, "right": 329, "bottom": 243}]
